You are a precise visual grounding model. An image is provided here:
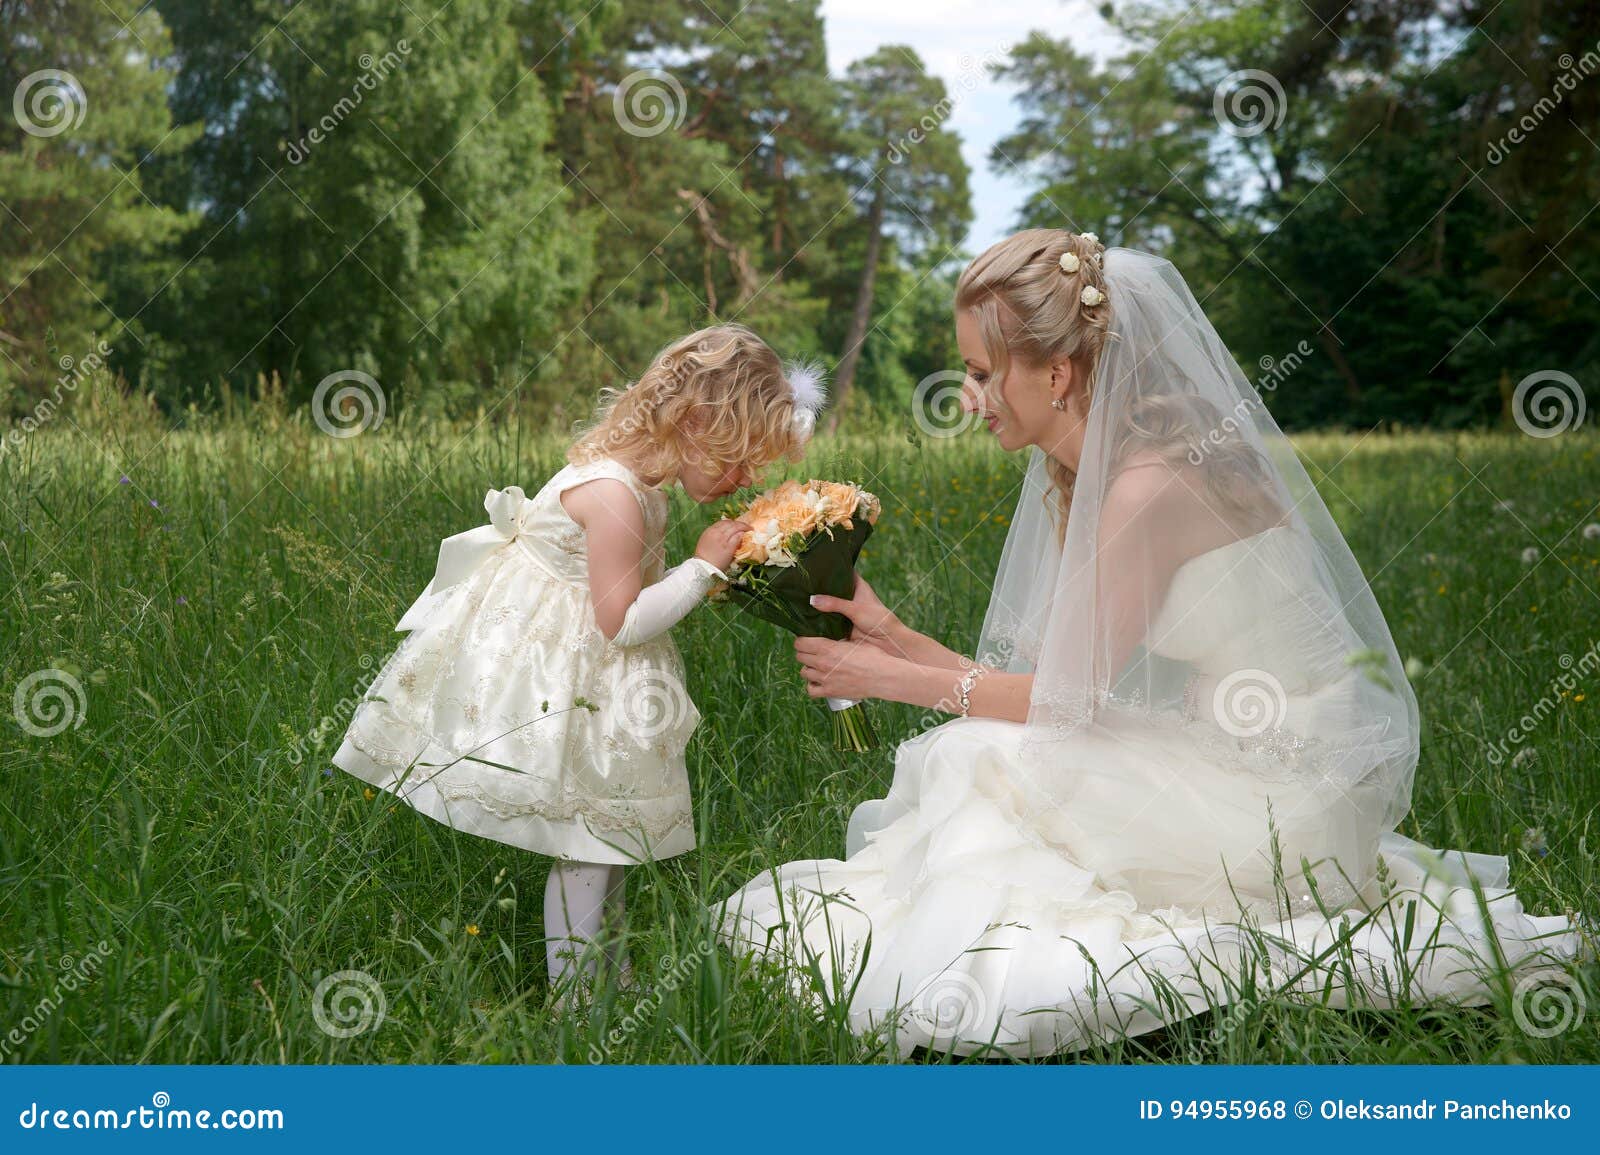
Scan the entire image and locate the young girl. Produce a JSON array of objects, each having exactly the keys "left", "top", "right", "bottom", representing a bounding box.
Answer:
[{"left": 333, "top": 324, "right": 821, "bottom": 991}]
